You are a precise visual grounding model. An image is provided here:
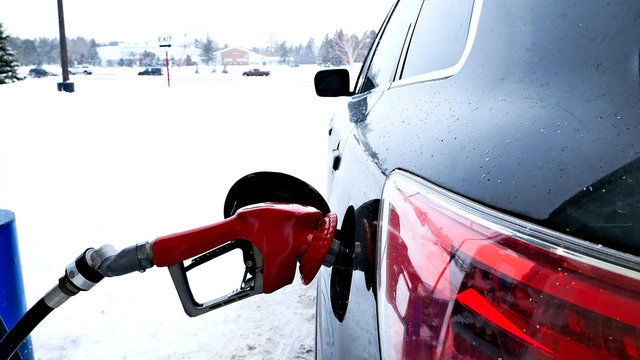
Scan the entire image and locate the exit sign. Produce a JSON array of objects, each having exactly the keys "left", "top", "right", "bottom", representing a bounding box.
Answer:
[{"left": 158, "top": 36, "right": 172, "bottom": 47}]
